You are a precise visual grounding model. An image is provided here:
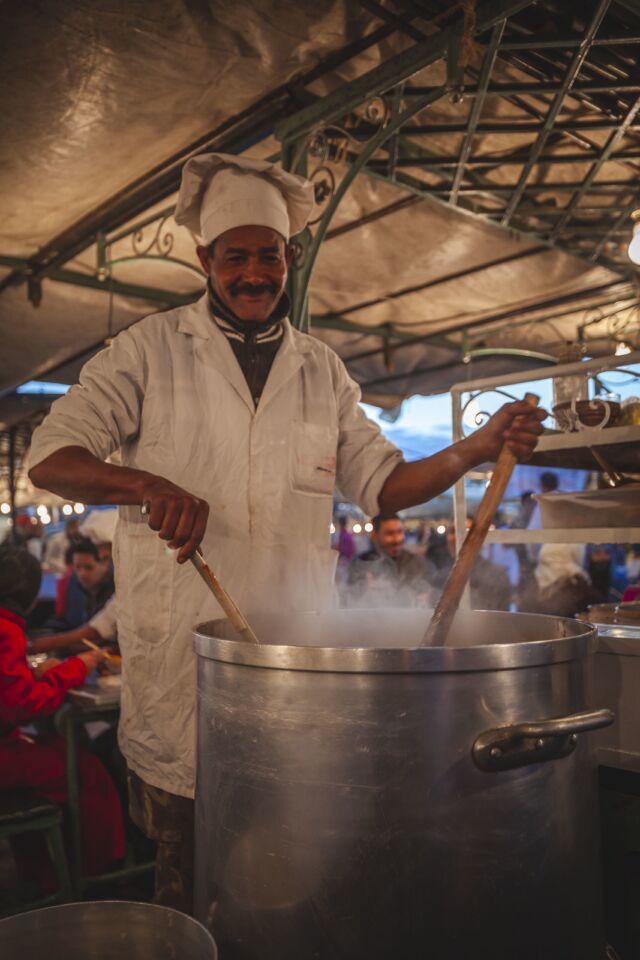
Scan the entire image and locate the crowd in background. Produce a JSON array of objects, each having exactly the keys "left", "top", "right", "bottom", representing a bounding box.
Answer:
[{"left": 333, "top": 471, "right": 640, "bottom": 618}]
